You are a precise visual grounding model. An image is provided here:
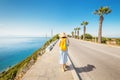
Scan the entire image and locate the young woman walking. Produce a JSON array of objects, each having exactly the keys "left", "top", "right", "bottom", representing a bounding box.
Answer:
[{"left": 59, "top": 32, "right": 69, "bottom": 72}]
